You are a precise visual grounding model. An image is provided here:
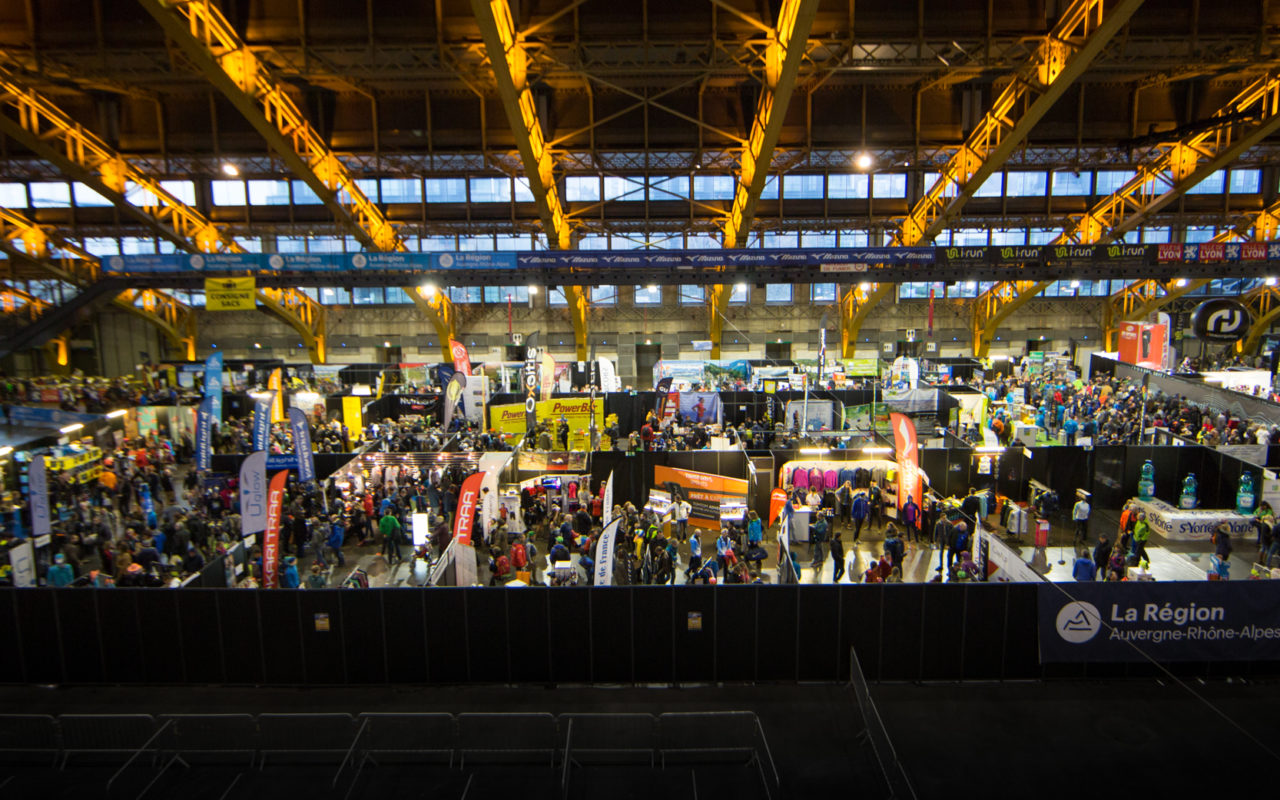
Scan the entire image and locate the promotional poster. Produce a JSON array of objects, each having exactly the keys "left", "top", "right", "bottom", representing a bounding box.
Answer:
[
  {"left": 1117, "top": 321, "right": 1168, "bottom": 370},
  {"left": 652, "top": 464, "right": 748, "bottom": 530}
]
